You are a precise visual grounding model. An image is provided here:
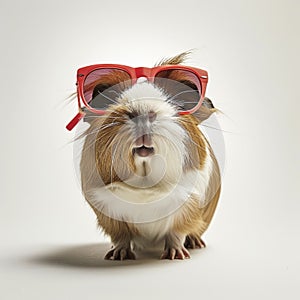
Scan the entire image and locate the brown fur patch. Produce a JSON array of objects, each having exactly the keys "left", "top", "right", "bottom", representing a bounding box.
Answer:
[
  {"left": 80, "top": 105, "right": 137, "bottom": 187},
  {"left": 94, "top": 108, "right": 134, "bottom": 185},
  {"left": 178, "top": 115, "right": 207, "bottom": 170}
]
